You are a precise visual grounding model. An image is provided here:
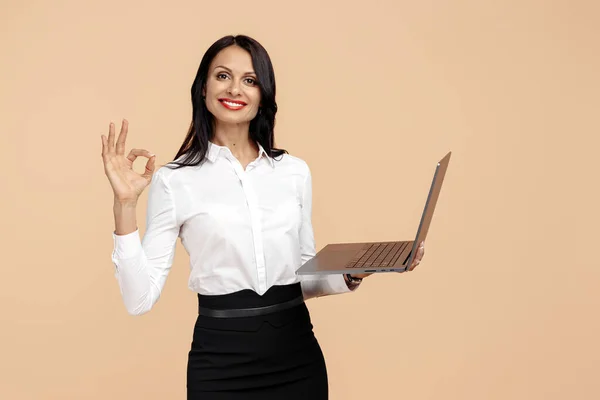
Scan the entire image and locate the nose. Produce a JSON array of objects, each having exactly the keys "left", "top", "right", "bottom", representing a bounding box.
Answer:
[{"left": 227, "top": 79, "right": 241, "bottom": 96}]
